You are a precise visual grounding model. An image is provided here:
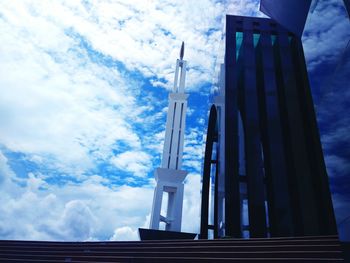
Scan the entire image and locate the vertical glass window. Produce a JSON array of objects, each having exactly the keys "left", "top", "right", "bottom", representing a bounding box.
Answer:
[
  {"left": 236, "top": 32, "right": 243, "bottom": 60},
  {"left": 271, "top": 35, "right": 277, "bottom": 45},
  {"left": 253, "top": 33, "right": 261, "bottom": 47}
]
